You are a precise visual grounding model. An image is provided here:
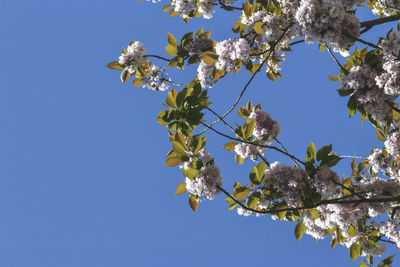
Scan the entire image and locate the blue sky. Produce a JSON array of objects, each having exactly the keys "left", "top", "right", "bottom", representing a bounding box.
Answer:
[{"left": 0, "top": 1, "right": 398, "bottom": 266}]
